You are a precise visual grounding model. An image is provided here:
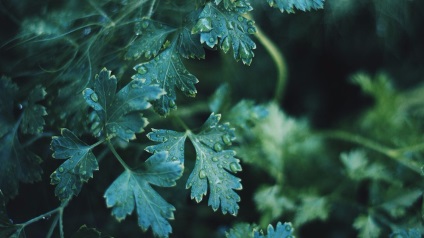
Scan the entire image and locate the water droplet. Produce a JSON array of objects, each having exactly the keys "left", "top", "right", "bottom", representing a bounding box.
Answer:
[
  {"left": 83, "top": 27, "right": 91, "bottom": 36},
  {"left": 18, "top": 103, "right": 23, "bottom": 110},
  {"left": 247, "top": 27, "right": 256, "bottom": 34},
  {"left": 221, "top": 37, "right": 231, "bottom": 53},
  {"left": 237, "top": 16, "right": 244, "bottom": 22},
  {"left": 137, "top": 65, "right": 147, "bottom": 74},
  {"left": 171, "top": 157, "right": 178, "bottom": 161},
  {"left": 193, "top": 17, "right": 212, "bottom": 33},
  {"left": 142, "top": 20, "right": 150, "bottom": 29},
  {"left": 90, "top": 93, "right": 98, "bottom": 102},
  {"left": 222, "top": 135, "right": 232, "bottom": 145},
  {"left": 214, "top": 143, "right": 223, "bottom": 152},
  {"left": 58, "top": 167, "right": 64, "bottom": 173},
  {"left": 131, "top": 82, "right": 139, "bottom": 88},
  {"left": 285, "top": 224, "right": 292, "bottom": 231},
  {"left": 208, "top": 37, "right": 215, "bottom": 43},
  {"left": 81, "top": 171, "right": 87, "bottom": 176},
  {"left": 212, "top": 157, "right": 219, "bottom": 162},
  {"left": 230, "top": 162, "right": 241, "bottom": 173},
  {"left": 169, "top": 100, "right": 176, "bottom": 108},
  {"left": 199, "top": 169, "right": 206, "bottom": 179}
]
